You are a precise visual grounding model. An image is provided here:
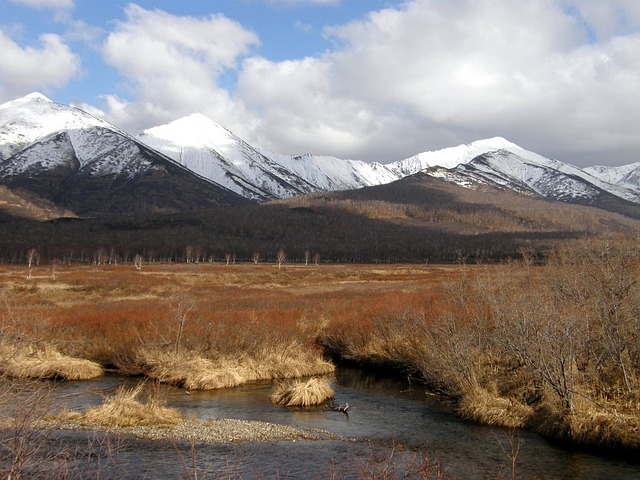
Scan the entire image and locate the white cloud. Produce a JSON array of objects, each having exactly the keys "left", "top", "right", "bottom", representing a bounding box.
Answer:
[
  {"left": 95, "top": 0, "right": 640, "bottom": 166},
  {"left": 100, "top": 4, "right": 259, "bottom": 133},
  {"left": 0, "top": 30, "right": 80, "bottom": 102},
  {"left": 8, "top": 0, "right": 74, "bottom": 10},
  {"left": 233, "top": 0, "right": 640, "bottom": 165}
]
